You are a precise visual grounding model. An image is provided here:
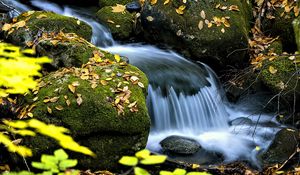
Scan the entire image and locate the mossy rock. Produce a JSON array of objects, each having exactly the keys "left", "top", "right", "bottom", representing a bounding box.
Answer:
[
  {"left": 293, "top": 17, "right": 300, "bottom": 52},
  {"left": 141, "top": 0, "right": 252, "bottom": 68},
  {"left": 4, "top": 11, "right": 92, "bottom": 46},
  {"left": 35, "top": 33, "right": 96, "bottom": 70},
  {"left": 259, "top": 56, "right": 300, "bottom": 106},
  {"left": 259, "top": 128, "right": 298, "bottom": 167},
  {"left": 262, "top": 4, "right": 299, "bottom": 52},
  {"left": 14, "top": 57, "right": 150, "bottom": 169},
  {"left": 96, "top": 6, "right": 135, "bottom": 40},
  {"left": 98, "top": 0, "right": 132, "bottom": 8}
]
